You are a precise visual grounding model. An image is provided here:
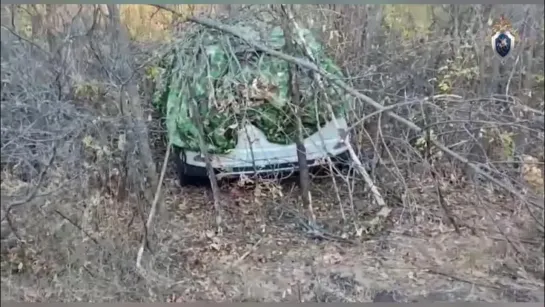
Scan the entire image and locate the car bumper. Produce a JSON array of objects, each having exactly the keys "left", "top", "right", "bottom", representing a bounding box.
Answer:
[
  {"left": 179, "top": 117, "right": 350, "bottom": 179},
  {"left": 182, "top": 150, "right": 350, "bottom": 179}
]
